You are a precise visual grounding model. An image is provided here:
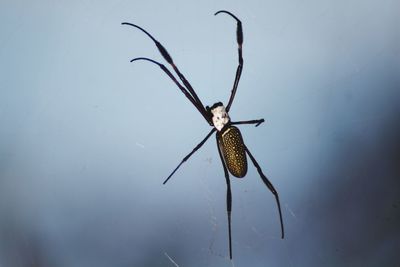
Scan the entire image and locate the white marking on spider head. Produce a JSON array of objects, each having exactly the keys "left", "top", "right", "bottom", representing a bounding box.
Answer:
[{"left": 211, "top": 105, "right": 230, "bottom": 131}]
